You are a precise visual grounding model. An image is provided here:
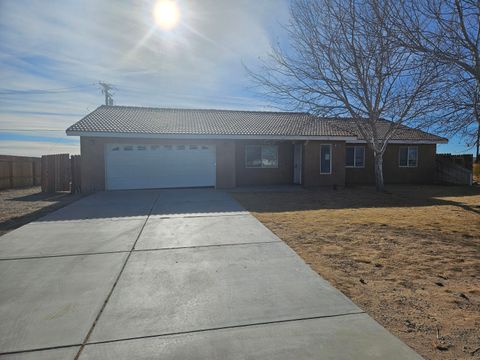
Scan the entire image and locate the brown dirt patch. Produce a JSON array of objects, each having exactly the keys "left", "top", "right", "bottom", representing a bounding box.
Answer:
[
  {"left": 233, "top": 185, "right": 480, "bottom": 360},
  {"left": 0, "top": 186, "right": 82, "bottom": 236}
]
